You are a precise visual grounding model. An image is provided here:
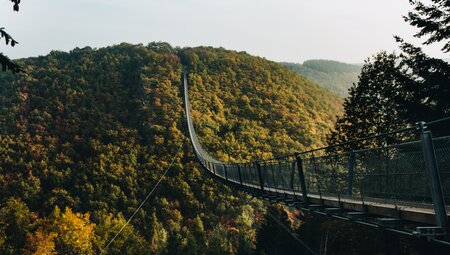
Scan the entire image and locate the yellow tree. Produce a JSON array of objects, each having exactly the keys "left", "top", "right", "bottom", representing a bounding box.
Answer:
[
  {"left": 94, "top": 212, "right": 149, "bottom": 255},
  {"left": 23, "top": 229, "right": 58, "bottom": 255},
  {"left": 51, "top": 207, "right": 96, "bottom": 255}
]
